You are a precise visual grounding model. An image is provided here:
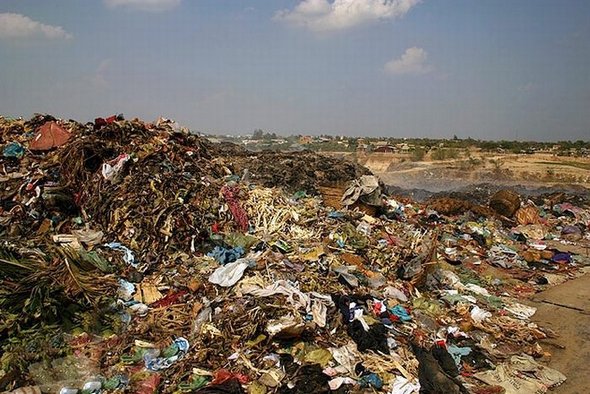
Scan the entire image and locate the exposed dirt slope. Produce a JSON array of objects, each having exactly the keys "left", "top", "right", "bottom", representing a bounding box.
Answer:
[{"left": 529, "top": 272, "right": 590, "bottom": 394}]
